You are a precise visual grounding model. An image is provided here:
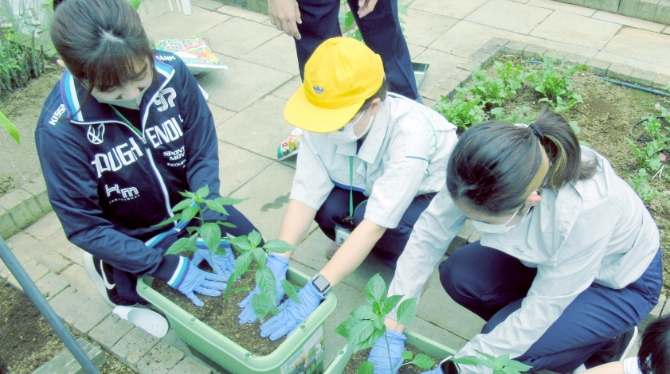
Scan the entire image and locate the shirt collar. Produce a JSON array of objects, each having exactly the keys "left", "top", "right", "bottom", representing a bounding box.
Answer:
[{"left": 356, "top": 99, "right": 390, "bottom": 163}]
